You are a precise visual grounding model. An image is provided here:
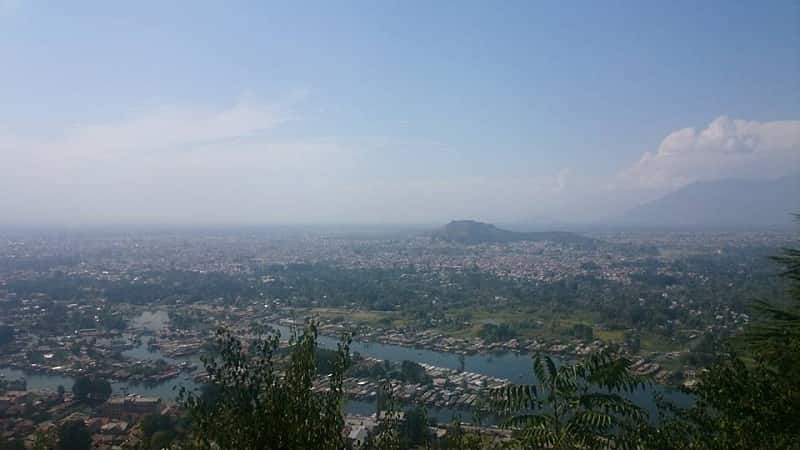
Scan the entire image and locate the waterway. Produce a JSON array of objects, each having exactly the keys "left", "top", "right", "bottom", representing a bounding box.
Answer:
[
  {"left": 0, "top": 342, "right": 199, "bottom": 401},
  {"left": 268, "top": 324, "right": 693, "bottom": 420},
  {"left": 0, "top": 312, "right": 691, "bottom": 424}
]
